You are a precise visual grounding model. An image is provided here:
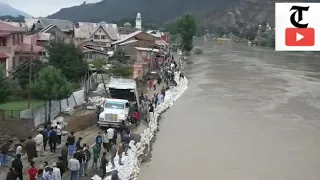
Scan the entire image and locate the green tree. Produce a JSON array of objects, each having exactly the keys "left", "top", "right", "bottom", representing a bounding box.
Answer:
[
  {"left": 12, "top": 59, "right": 45, "bottom": 89},
  {"left": 0, "top": 65, "right": 11, "bottom": 103},
  {"left": 113, "top": 49, "right": 130, "bottom": 64},
  {"left": 30, "top": 66, "right": 73, "bottom": 123},
  {"left": 177, "top": 14, "right": 197, "bottom": 51},
  {"left": 109, "top": 65, "right": 133, "bottom": 77},
  {"left": 47, "top": 41, "right": 88, "bottom": 82}
]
